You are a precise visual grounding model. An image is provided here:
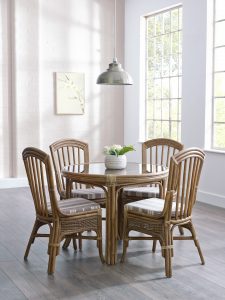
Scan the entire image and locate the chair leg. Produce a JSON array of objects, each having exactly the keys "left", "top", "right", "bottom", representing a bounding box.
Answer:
[
  {"left": 164, "top": 228, "right": 172, "bottom": 278},
  {"left": 72, "top": 235, "right": 77, "bottom": 251},
  {"left": 120, "top": 210, "right": 129, "bottom": 263},
  {"left": 97, "top": 239, "right": 105, "bottom": 264},
  {"left": 178, "top": 225, "right": 184, "bottom": 235},
  {"left": 24, "top": 219, "right": 43, "bottom": 260},
  {"left": 187, "top": 222, "right": 205, "bottom": 265},
  {"left": 62, "top": 237, "right": 71, "bottom": 249},
  {"left": 96, "top": 213, "right": 104, "bottom": 263},
  {"left": 48, "top": 223, "right": 60, "bottom": 275},
  {"left": 152, "top": 240, "right": 157, "bottom": 252},
  {"left": 78, "top": 233, "right": 82, "bottom": 251},
  {"left": 117, "top": 194, "right": 124, "bottom": 240}
]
